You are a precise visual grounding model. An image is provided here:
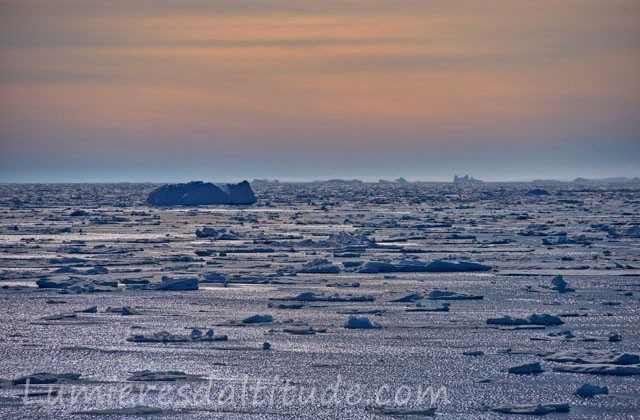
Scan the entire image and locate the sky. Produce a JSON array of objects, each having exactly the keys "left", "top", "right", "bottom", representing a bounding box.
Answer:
[{"left": 0, "top": 0, "right": 639, "bottom": 182}]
